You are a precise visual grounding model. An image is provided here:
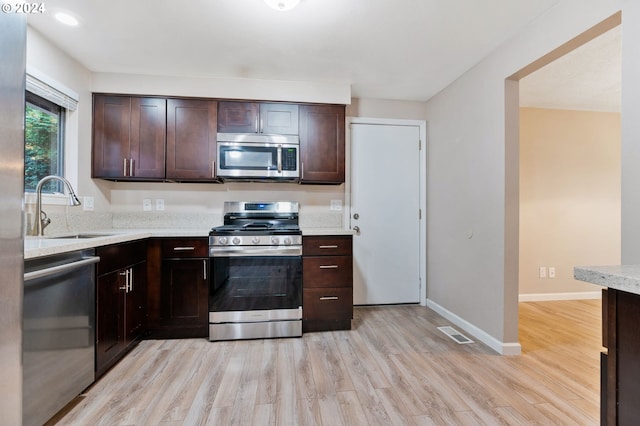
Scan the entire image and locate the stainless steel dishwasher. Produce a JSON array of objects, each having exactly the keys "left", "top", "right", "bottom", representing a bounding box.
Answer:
[{"left": 23, "top": 249, "right": 99, "bottom": 426}]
